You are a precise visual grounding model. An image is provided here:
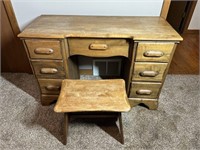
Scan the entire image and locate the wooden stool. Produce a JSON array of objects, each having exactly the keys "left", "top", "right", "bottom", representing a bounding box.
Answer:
[{"left": 54, "top": 79, "right": 131, "bottom": 145}]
